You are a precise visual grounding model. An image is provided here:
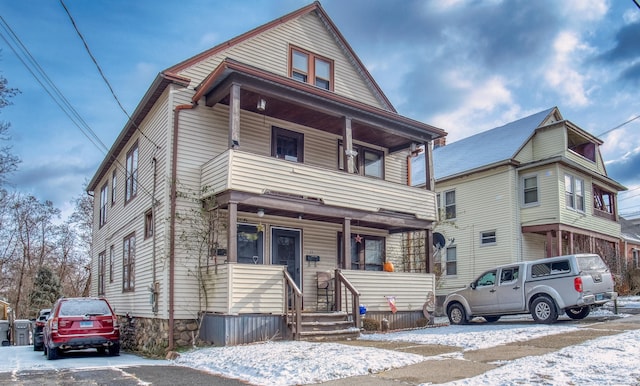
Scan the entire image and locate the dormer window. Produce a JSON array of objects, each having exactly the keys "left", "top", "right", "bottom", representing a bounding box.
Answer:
[
  {"left": 289, "top": 46, "right": 333, "bottom": 90},
  {"left": 567, "top": 130, "right": 596, "bottom": 162}
]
